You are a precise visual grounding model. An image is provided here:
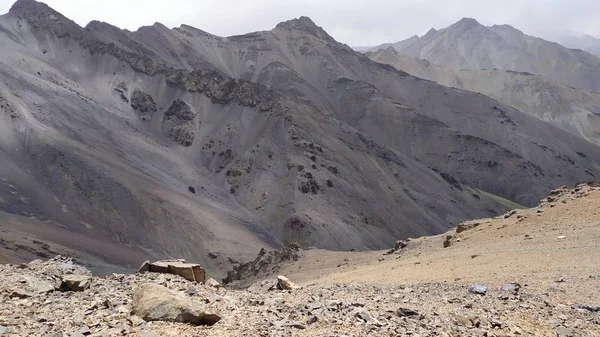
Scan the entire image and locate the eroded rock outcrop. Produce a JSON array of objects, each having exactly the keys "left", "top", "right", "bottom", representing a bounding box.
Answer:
[
  {"left": 130, "top": 89, "right": 157, "bottom": 115},
  {"left": 162, "top": 99, "right": 197, "bottom": 146},
  {"left": 223, "top": 245, "right": 300, "bottom": 286}
]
